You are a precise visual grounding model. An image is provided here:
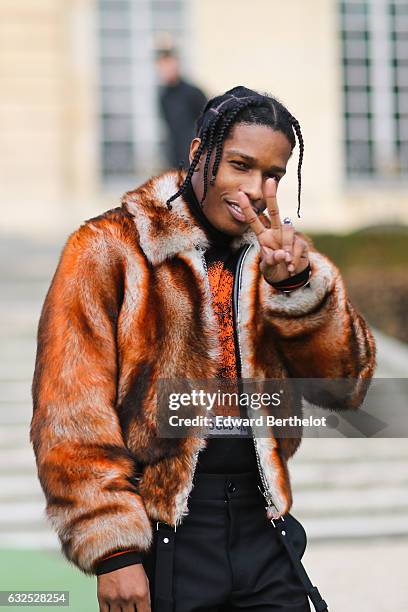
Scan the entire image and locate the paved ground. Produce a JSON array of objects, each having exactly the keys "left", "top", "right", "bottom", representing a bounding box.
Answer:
[{"left": 303, "top": 536, "right": 408, "bottom": 612}]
